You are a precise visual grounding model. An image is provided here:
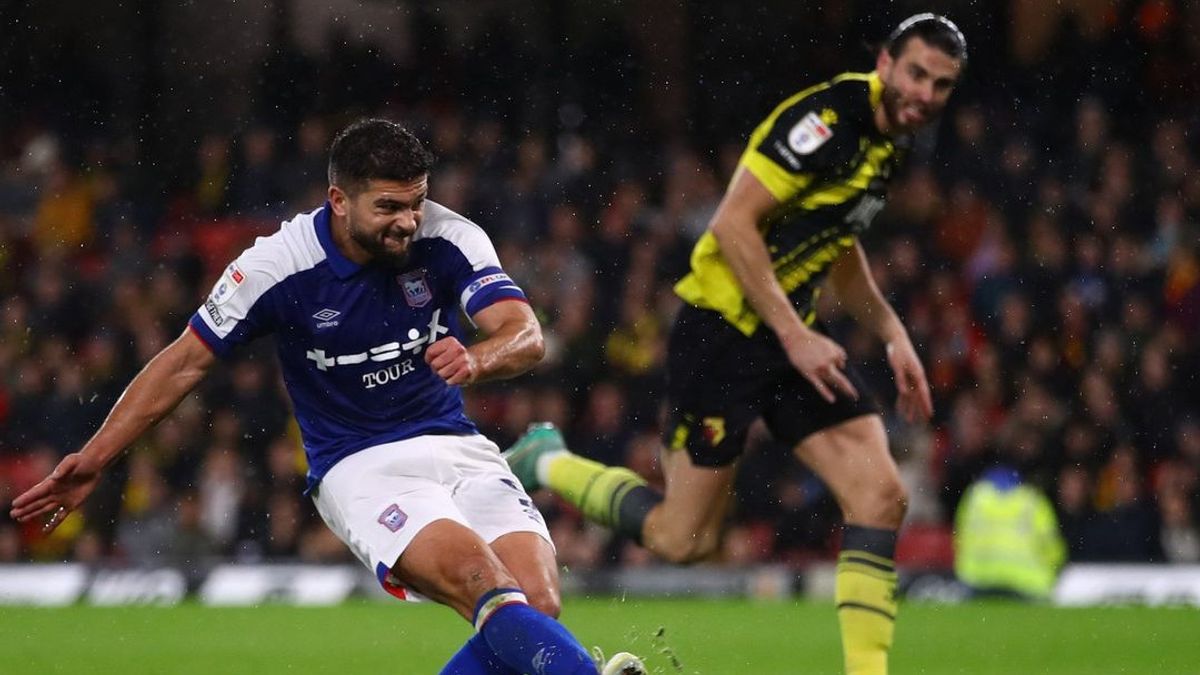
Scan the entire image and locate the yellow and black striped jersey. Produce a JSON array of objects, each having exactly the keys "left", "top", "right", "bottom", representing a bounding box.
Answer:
[{"left": 675, "top": 71, "right": 908, "bottom": 336}]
